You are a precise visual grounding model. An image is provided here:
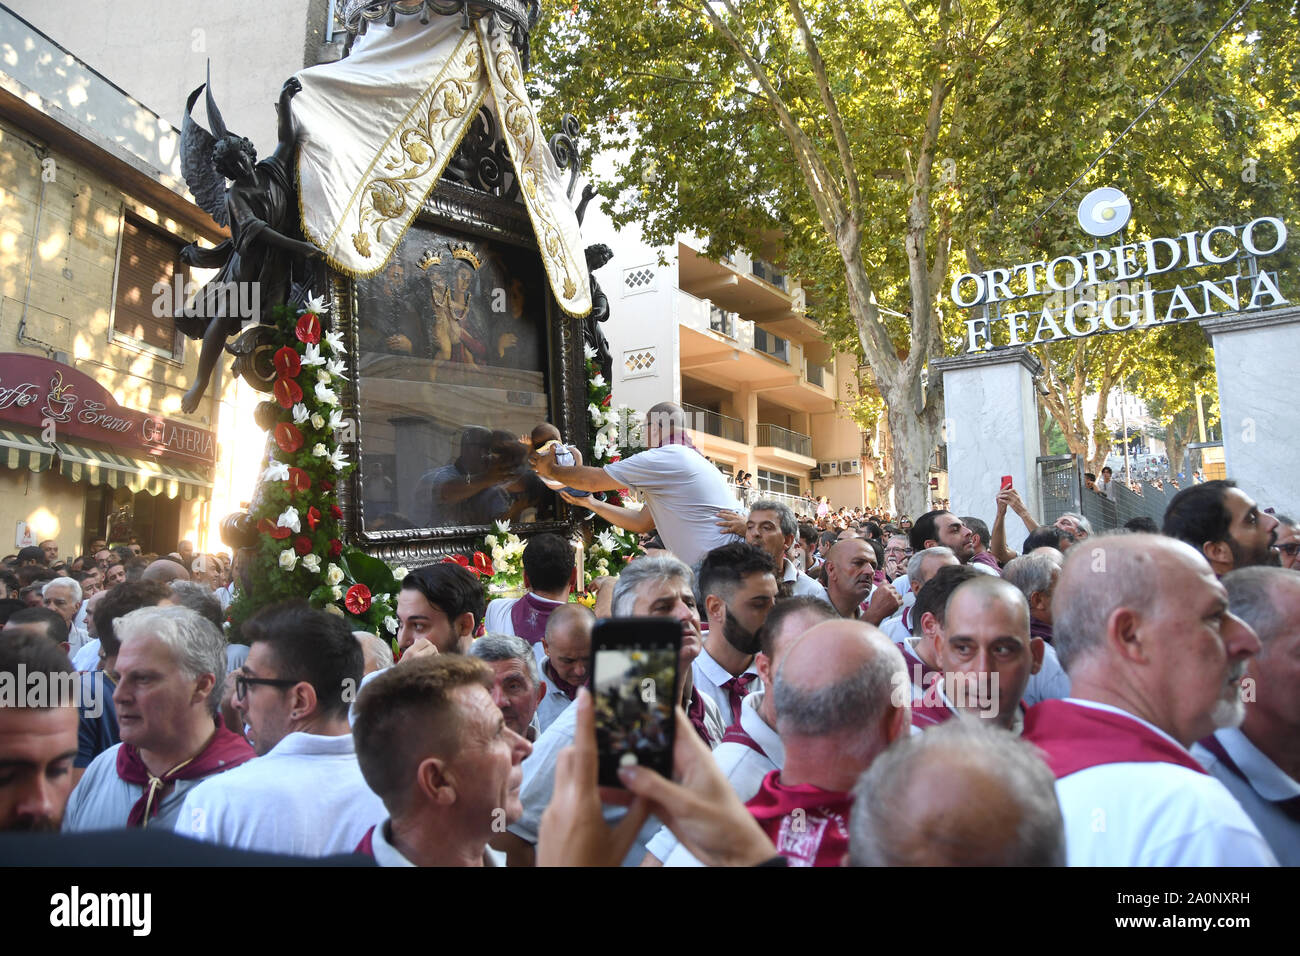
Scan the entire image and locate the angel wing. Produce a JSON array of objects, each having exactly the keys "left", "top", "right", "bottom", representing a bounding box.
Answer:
[{"left": 180, "top": 80, "right": 230, "bottom": 227}]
